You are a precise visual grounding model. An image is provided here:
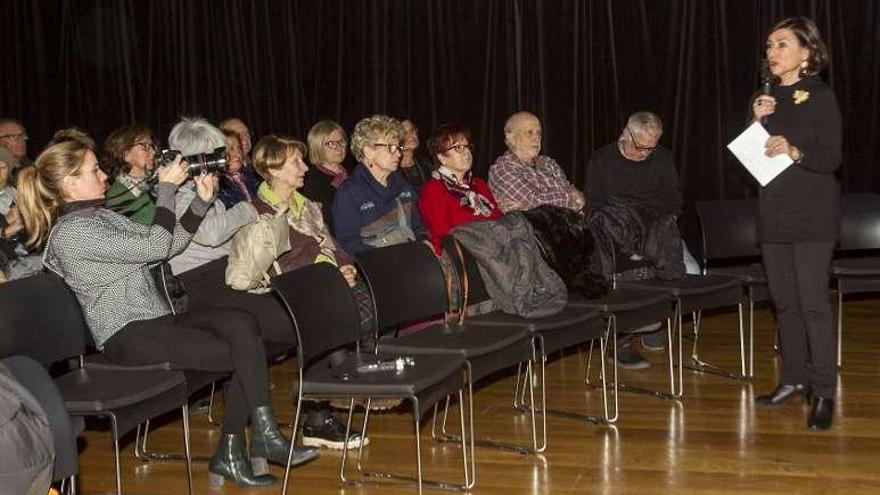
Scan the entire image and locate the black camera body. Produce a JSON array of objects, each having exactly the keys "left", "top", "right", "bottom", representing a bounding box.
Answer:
[{"left": 155, "top": 147, "right": 227, "bottom": 177}]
